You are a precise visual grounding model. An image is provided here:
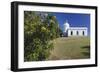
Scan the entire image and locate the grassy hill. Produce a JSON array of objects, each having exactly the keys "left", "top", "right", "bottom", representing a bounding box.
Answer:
[{"left": 48, "top": 37, "right": 90, "bottom": 60}]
